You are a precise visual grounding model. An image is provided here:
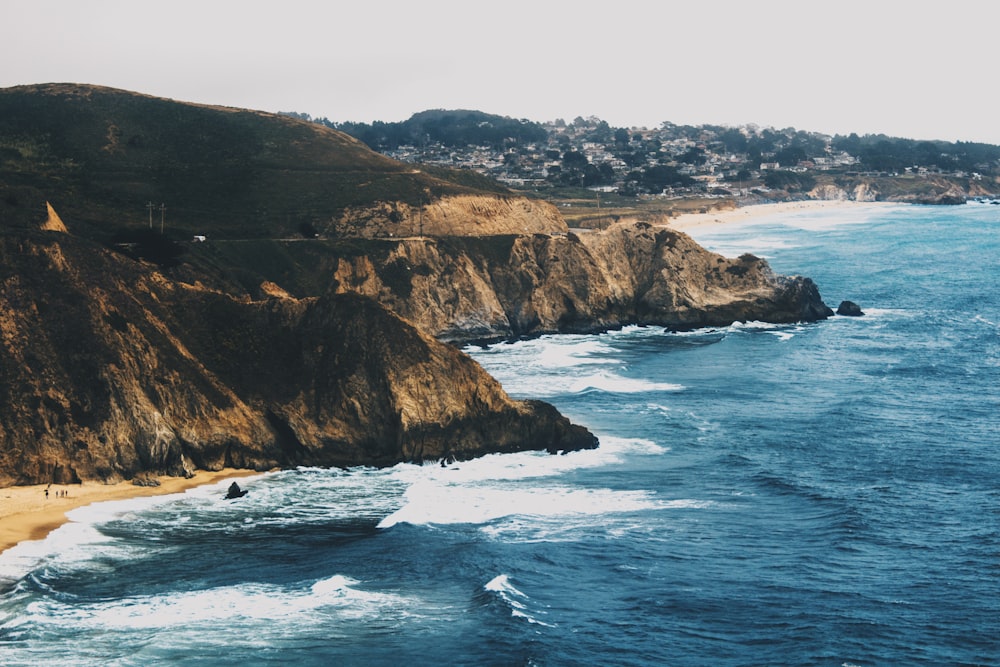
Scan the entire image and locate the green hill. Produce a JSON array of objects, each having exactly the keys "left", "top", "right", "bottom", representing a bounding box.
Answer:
[{"left": 0, "top": 84, "right": 508, "bottom": 241}]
